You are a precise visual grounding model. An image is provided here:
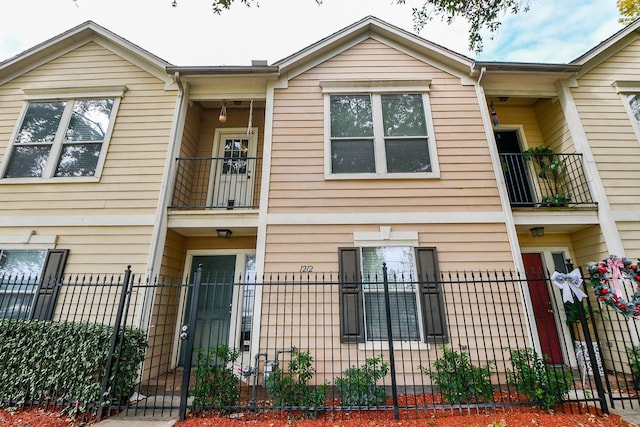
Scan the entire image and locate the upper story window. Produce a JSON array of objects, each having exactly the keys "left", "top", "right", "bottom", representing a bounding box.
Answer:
[
  {"left": 627, "top": 94, "right": 640, "bottom": 127},
  {"left": 321, "top": 80, "right": 439, "bottom": 179},
  {"left": 3, "top": 99, "right": 115, "bottom": 179},
  {"left": 613, "top": 81, "right": 640, "bottom": 141},
  {"left": 1, "top": 86, "right": 125, "bottom": 181}
]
